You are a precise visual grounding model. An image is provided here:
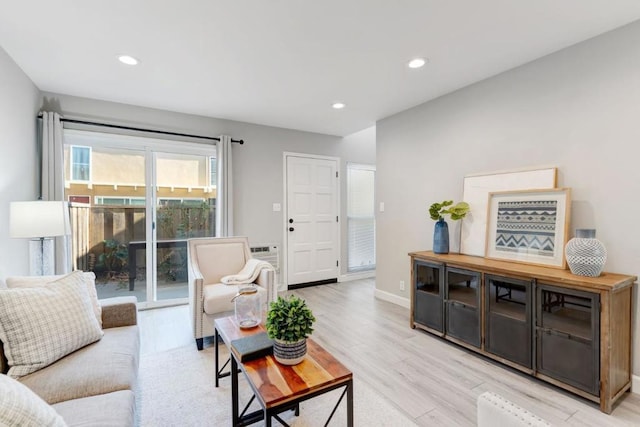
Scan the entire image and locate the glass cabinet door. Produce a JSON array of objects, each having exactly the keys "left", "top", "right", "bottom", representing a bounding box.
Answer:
[
  {"left": 413, "top": 261, "right": 444, "bottom": 332},
  {"left": 536, "top": 284, "right": 600, "bottom": 395},
  {"left": 445, "top": 267, "right": 481, "bottom": 347},
  {"left": 485, "top": 275, "right": 532, "bottom": 368}
]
